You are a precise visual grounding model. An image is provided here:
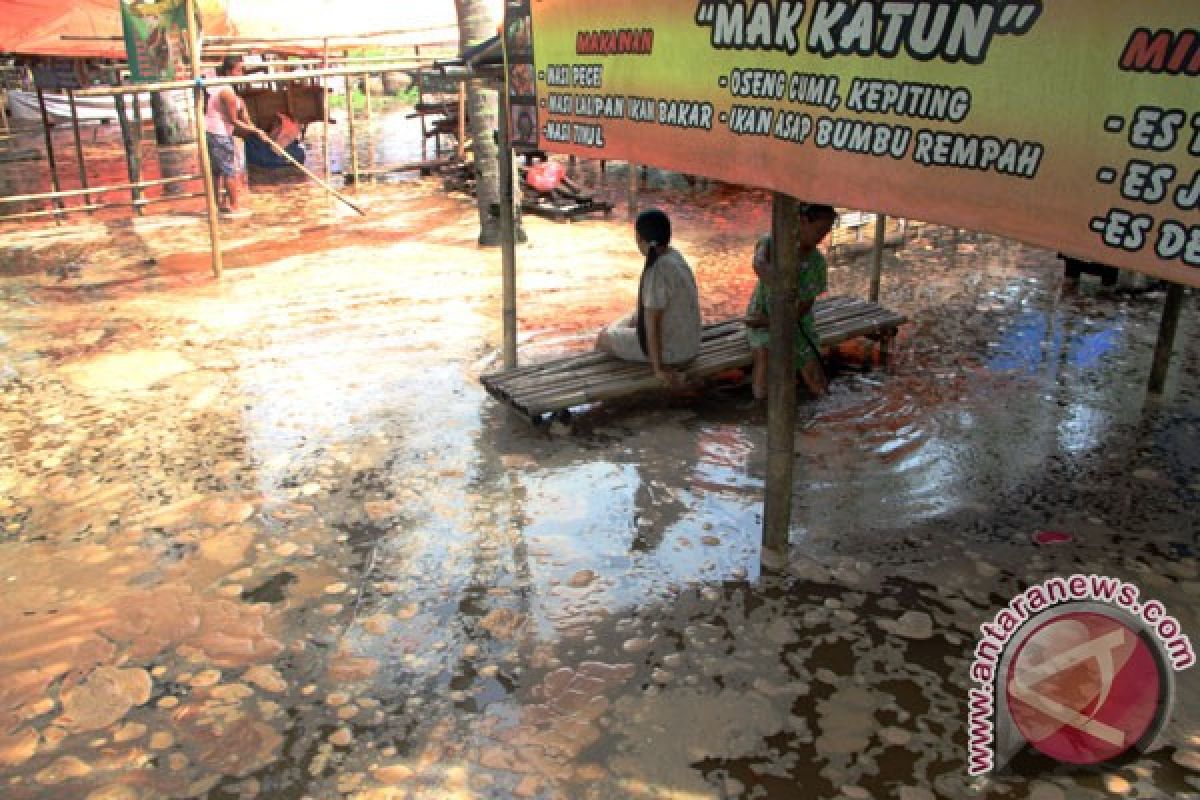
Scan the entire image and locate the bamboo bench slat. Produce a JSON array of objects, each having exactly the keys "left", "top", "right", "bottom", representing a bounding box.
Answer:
[{"left": 481, "top": 296, "right": 907, "bottom": 420}]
